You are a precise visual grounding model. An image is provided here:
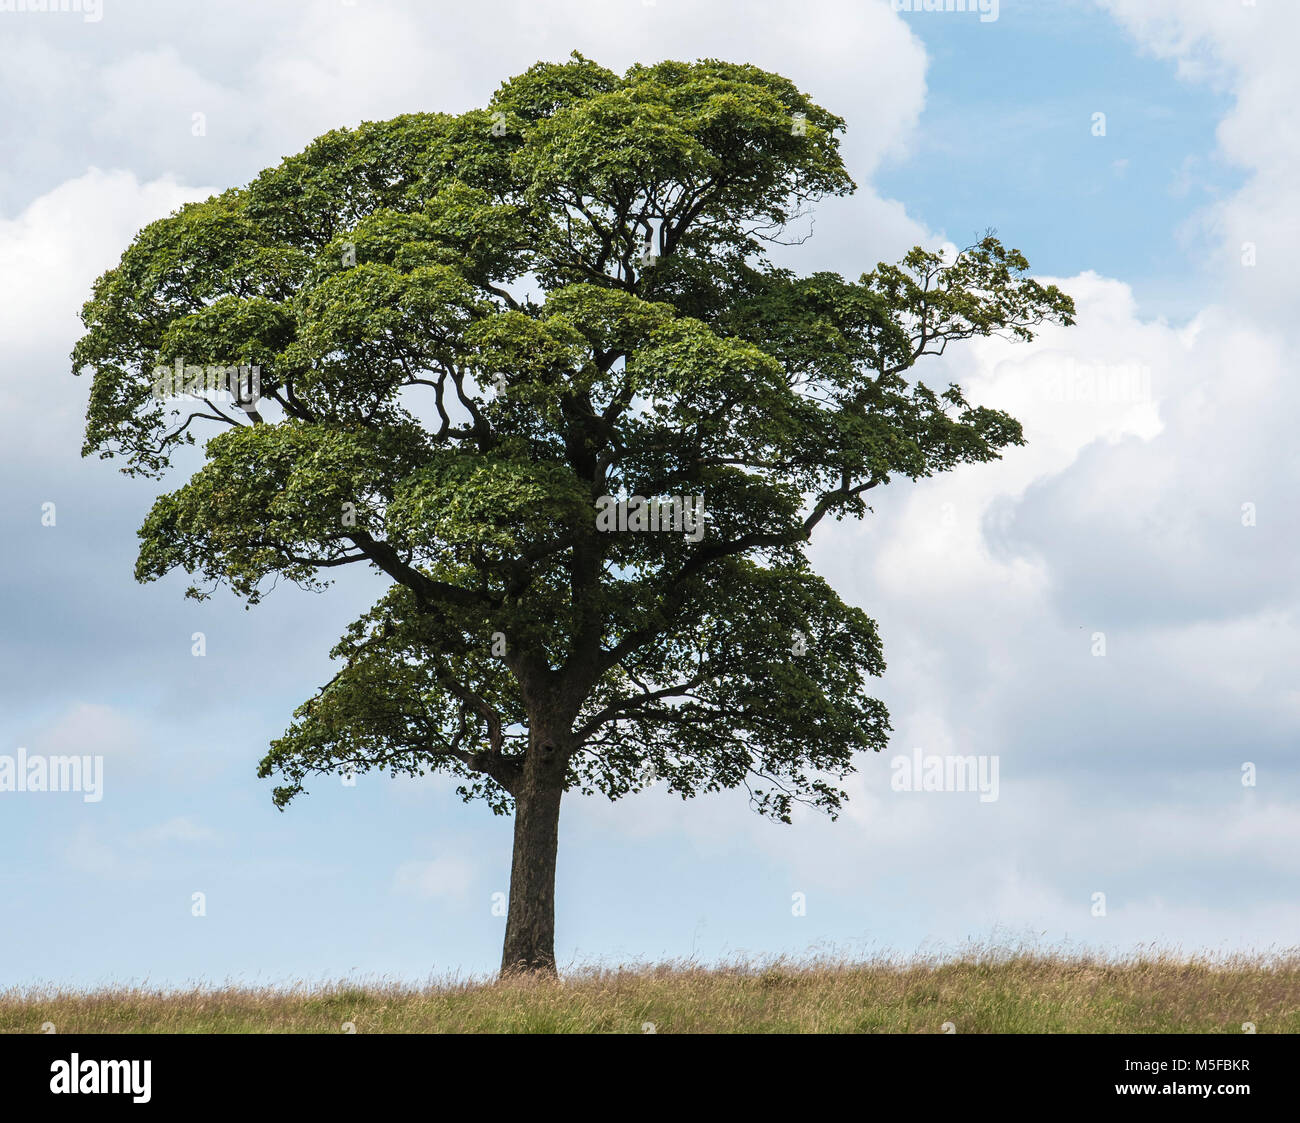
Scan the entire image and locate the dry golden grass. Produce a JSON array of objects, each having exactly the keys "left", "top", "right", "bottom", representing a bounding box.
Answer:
[{"left": 4, "top": 948, "right": 1297, "bottom": 1034}]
